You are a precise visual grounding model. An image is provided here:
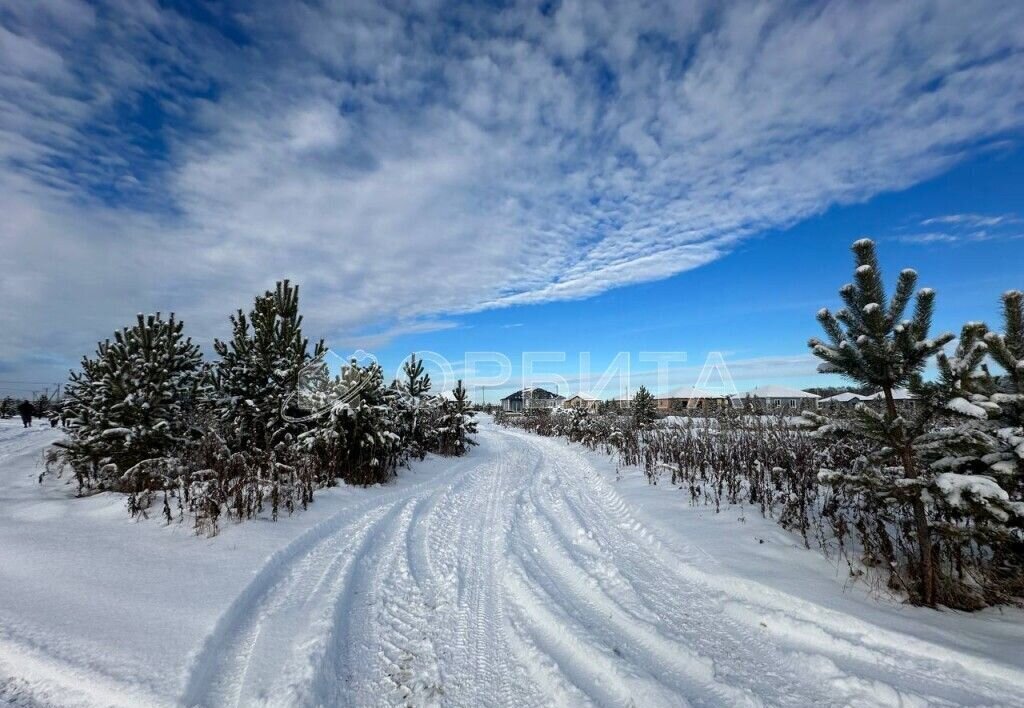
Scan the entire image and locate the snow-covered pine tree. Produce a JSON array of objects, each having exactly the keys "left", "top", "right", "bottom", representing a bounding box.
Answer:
[
  {"left": 565, "top": 405, "right": 591, "bottom": 443},
  {"left": 809, "top": 238, "right": 954, "bottom": 606},
  {"left": 631, "top": 386, "right": 657, "bottom": 429},
  {"left": 396, "top": 353, "right": 435, "bottom": 459},
  {"left": 0, "top": 396, "right": 15, "bottom": 418},
  {"left": 985, "top": 290, "right": 1024, "bottom": 434},
  {"left": 300, "top": 358, "right": 404, "bottom": 485},
  {"left": 982, "top": 291, "right": 1024, "bottom": 592},
  {"left": 56, "top": 313, "right": 204, "bottom": 491},
  {"left": 906, "top": 293, "right": 1024, "bottom": 604},
  {"left": 212, "top": 280, "right": 325, "bottom": 454},
  {"left": 437, "top": 380, "right": 478, "bottom": 456}
]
